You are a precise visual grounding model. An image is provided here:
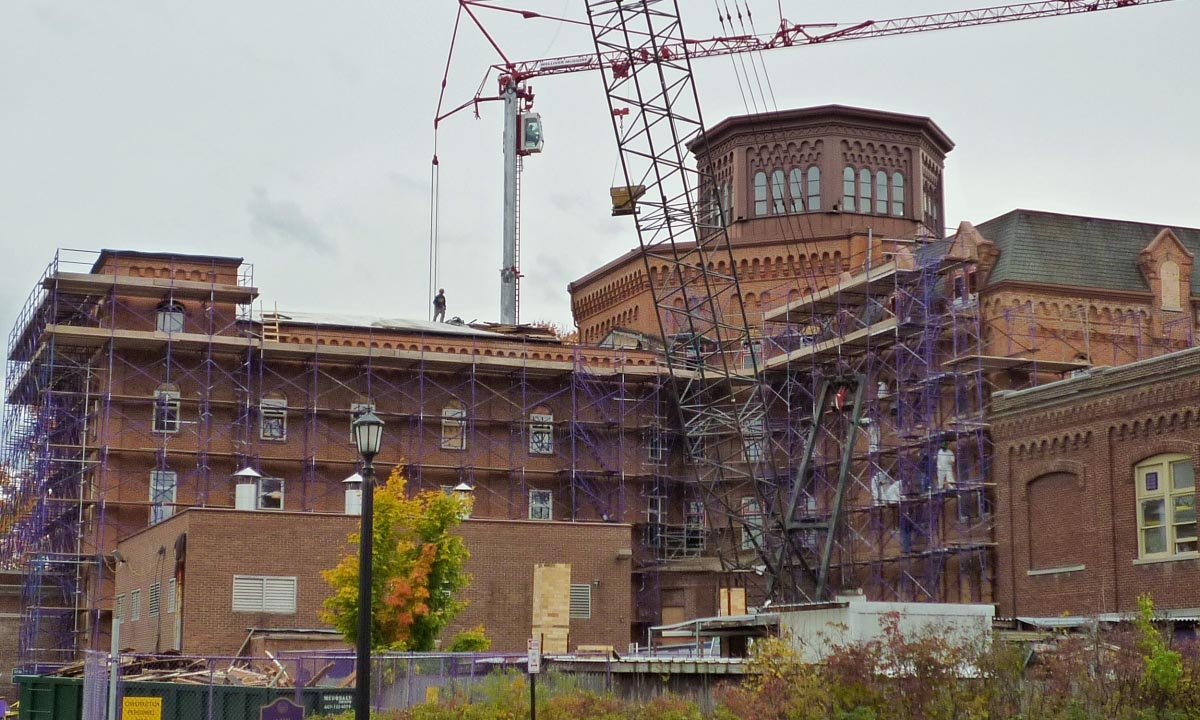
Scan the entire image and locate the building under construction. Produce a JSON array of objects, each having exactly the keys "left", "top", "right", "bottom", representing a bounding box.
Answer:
[{"left": 4, "top": 103, "right": 1199, "bottom": 669}]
